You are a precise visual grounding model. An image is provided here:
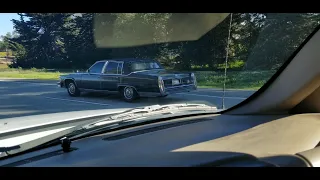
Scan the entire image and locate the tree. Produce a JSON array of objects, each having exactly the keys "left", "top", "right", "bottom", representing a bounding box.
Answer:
[
  {"left": 7, "top": 13, "right": 320, "bottom": 72},
  {"left": 10, "top": 13, "right": 74, "bottom": 68},
  {"left": 0, "top": 32, "right": 12, "bottom": 51},
  {"left": 244, "top": 13, "right": 320, "bottom": 70}
]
